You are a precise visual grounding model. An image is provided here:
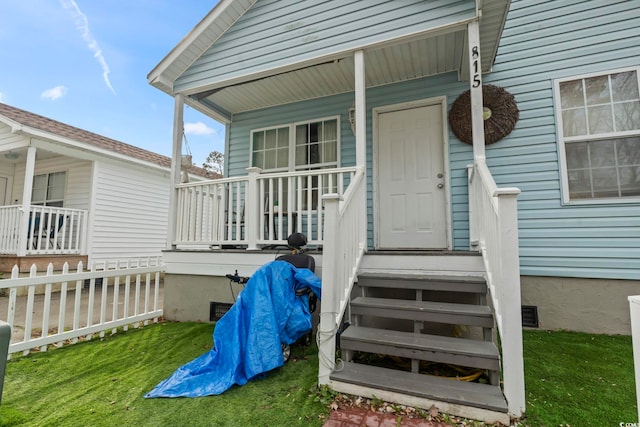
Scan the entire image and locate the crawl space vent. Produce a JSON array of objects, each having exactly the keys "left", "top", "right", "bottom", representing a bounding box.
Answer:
[
  {"left": 210, "top": 302, "right": 233, "bottom": 321},
  {"left": 521, "top": 305, "right": 539, "bottom": 328}
]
